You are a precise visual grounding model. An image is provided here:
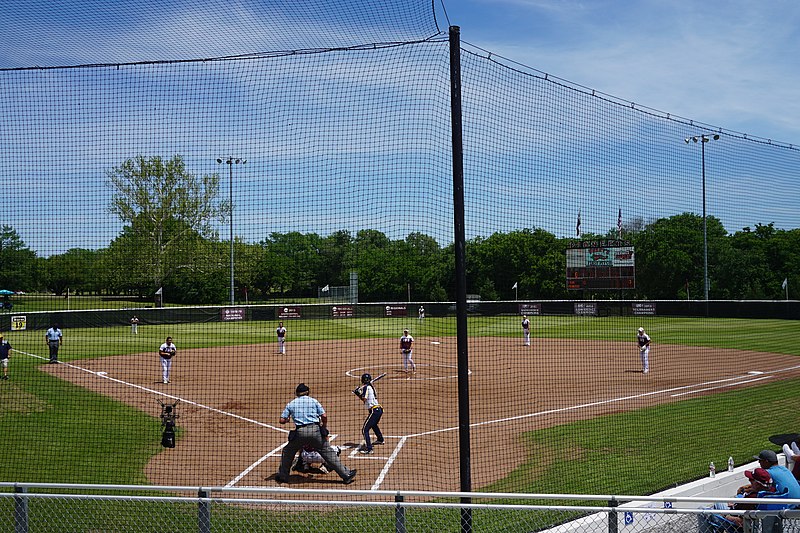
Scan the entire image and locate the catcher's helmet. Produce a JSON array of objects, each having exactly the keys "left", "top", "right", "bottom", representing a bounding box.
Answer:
[{"left": 361, "top": 373, "right": 372, "bottom": 384}]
